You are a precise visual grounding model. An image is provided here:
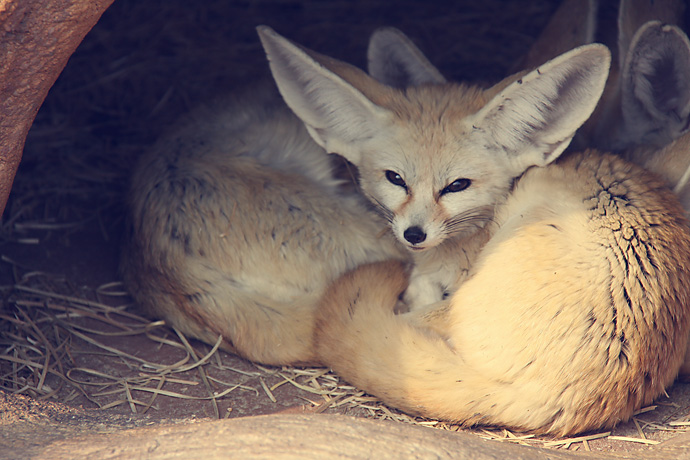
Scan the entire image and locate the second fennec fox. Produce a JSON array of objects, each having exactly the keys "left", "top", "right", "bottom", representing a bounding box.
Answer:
[{"left": 254, "top": 31, "right": 690, "bottom": 435}]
